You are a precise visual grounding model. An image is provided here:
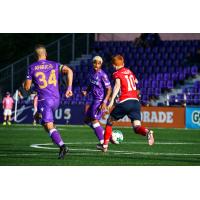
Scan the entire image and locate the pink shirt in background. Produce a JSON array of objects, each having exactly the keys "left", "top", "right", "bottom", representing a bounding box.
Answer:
[{"left": 2, "top": 96, "right": 14, "bottom": 109}]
